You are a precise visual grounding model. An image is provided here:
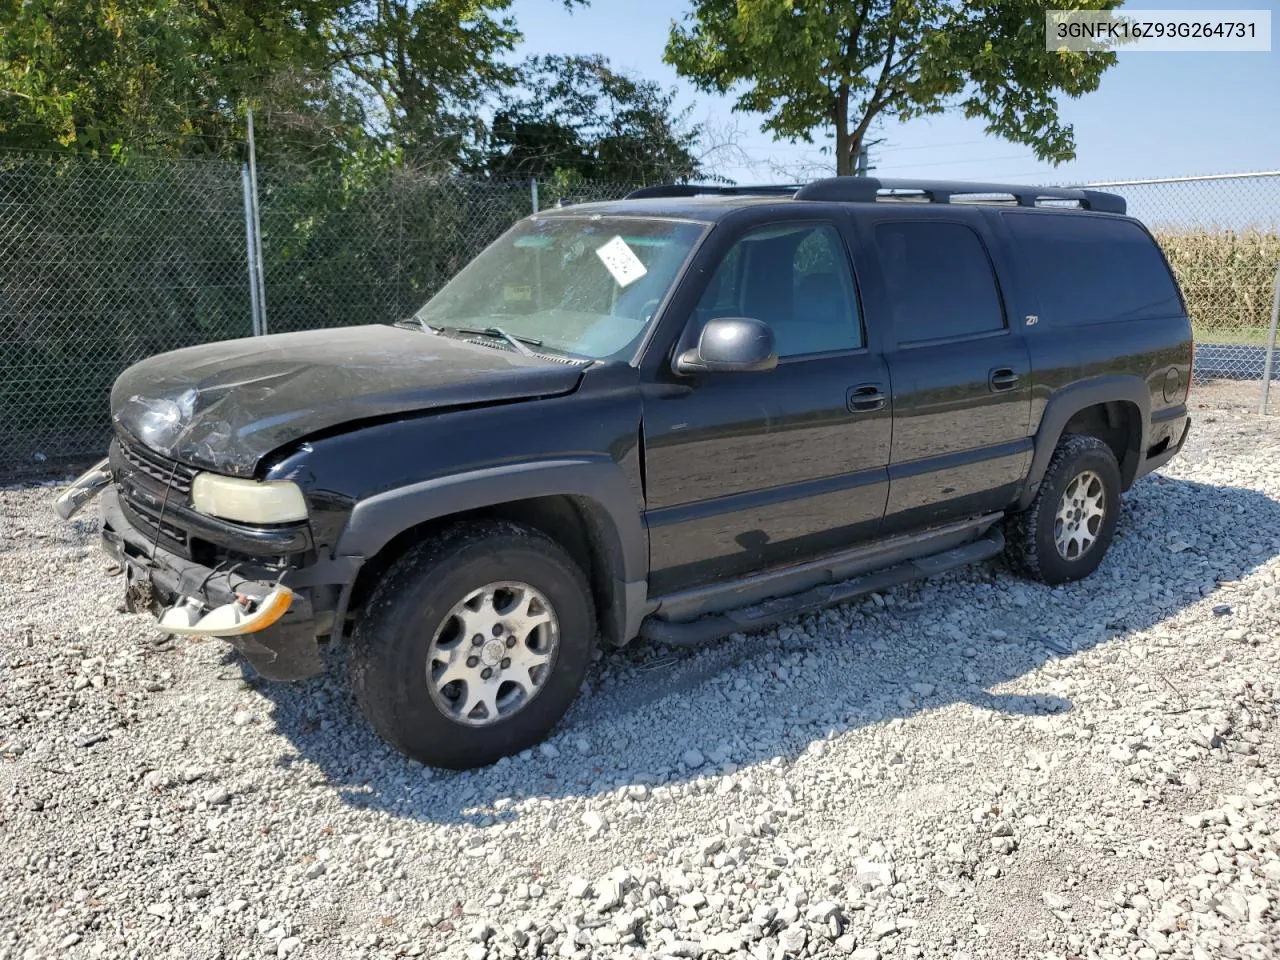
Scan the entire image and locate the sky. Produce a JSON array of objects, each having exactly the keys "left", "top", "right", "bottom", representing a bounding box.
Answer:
[{"left": 508, "top": 0, "right": 1280, "bottom": 189}]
